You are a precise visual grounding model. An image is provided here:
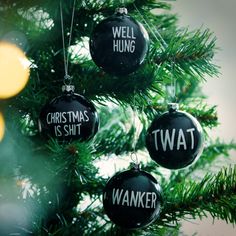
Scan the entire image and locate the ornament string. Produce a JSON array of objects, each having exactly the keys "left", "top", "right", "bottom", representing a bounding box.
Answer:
[
  {"left": 120, "top": 0, "right": 125, "bottom": 6},
  {"left": 170, "top": 58, "right": 177, "bottom": 102},
  {"left": 60, "top": 0, "right": 77, "bottom": 85},
  {"left": 130, "top": 94, "right": 143, "bottom": 166},
  {"left": 133, "top": 3, "right": 177, "bottom": 103},
  {"left": 133, "top": 3, "right": 167, "bottom": 51}
]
